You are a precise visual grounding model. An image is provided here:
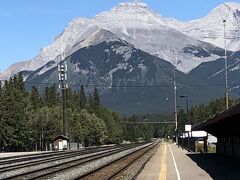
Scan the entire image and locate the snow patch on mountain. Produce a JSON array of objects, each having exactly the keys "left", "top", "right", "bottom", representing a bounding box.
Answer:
[
  {"left": 112, "top": 45, "right": 133, "bottom": 61},
  {"left": 229, "top": 65, "right": 240, "bottom": 72},
  {"left": 38, "top": 66, "right": 52, "bottom": 76},
  {"left": 107, "top": 62, "right": 129, "bottom": 86},
  {"left": 138, "top": 63, "right": 147, "bottom": 71},
  {"left": 229, "top": 85, "right": 240, "bottom": 91}
]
